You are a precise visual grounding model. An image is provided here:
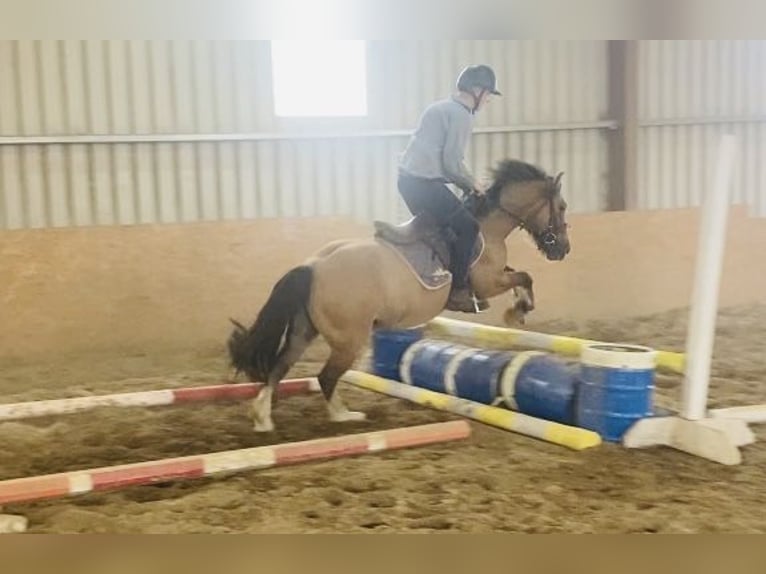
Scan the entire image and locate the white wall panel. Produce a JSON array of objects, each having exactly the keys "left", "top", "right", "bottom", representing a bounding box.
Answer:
[
  {"left": 636, "top": 41, "right": 766, "bottom": 215},
  {"left": 0, "top": 41, "right": 613, "bottom": 229}
]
